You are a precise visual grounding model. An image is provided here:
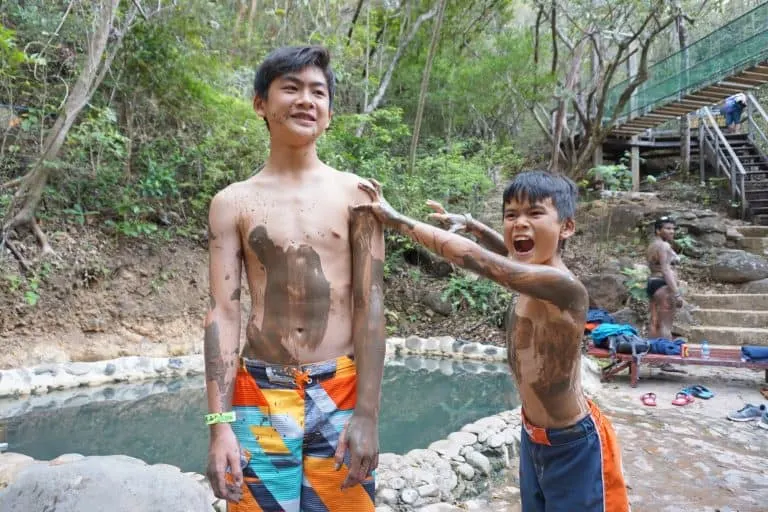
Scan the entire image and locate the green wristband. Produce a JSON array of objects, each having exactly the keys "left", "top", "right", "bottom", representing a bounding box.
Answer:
[{"left": 205, "top": 411, "right": 236, "bottom": 425}]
